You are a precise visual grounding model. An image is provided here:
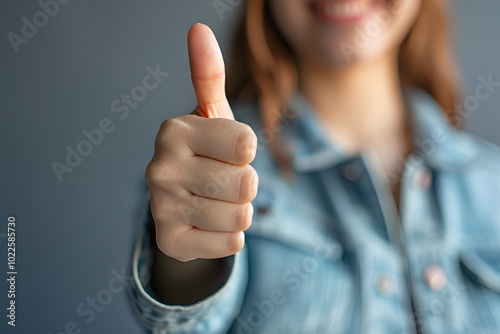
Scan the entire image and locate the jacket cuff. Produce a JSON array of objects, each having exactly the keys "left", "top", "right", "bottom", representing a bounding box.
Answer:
[{"left": 127, "top": 199, "right": 248, "bottom": 334}]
